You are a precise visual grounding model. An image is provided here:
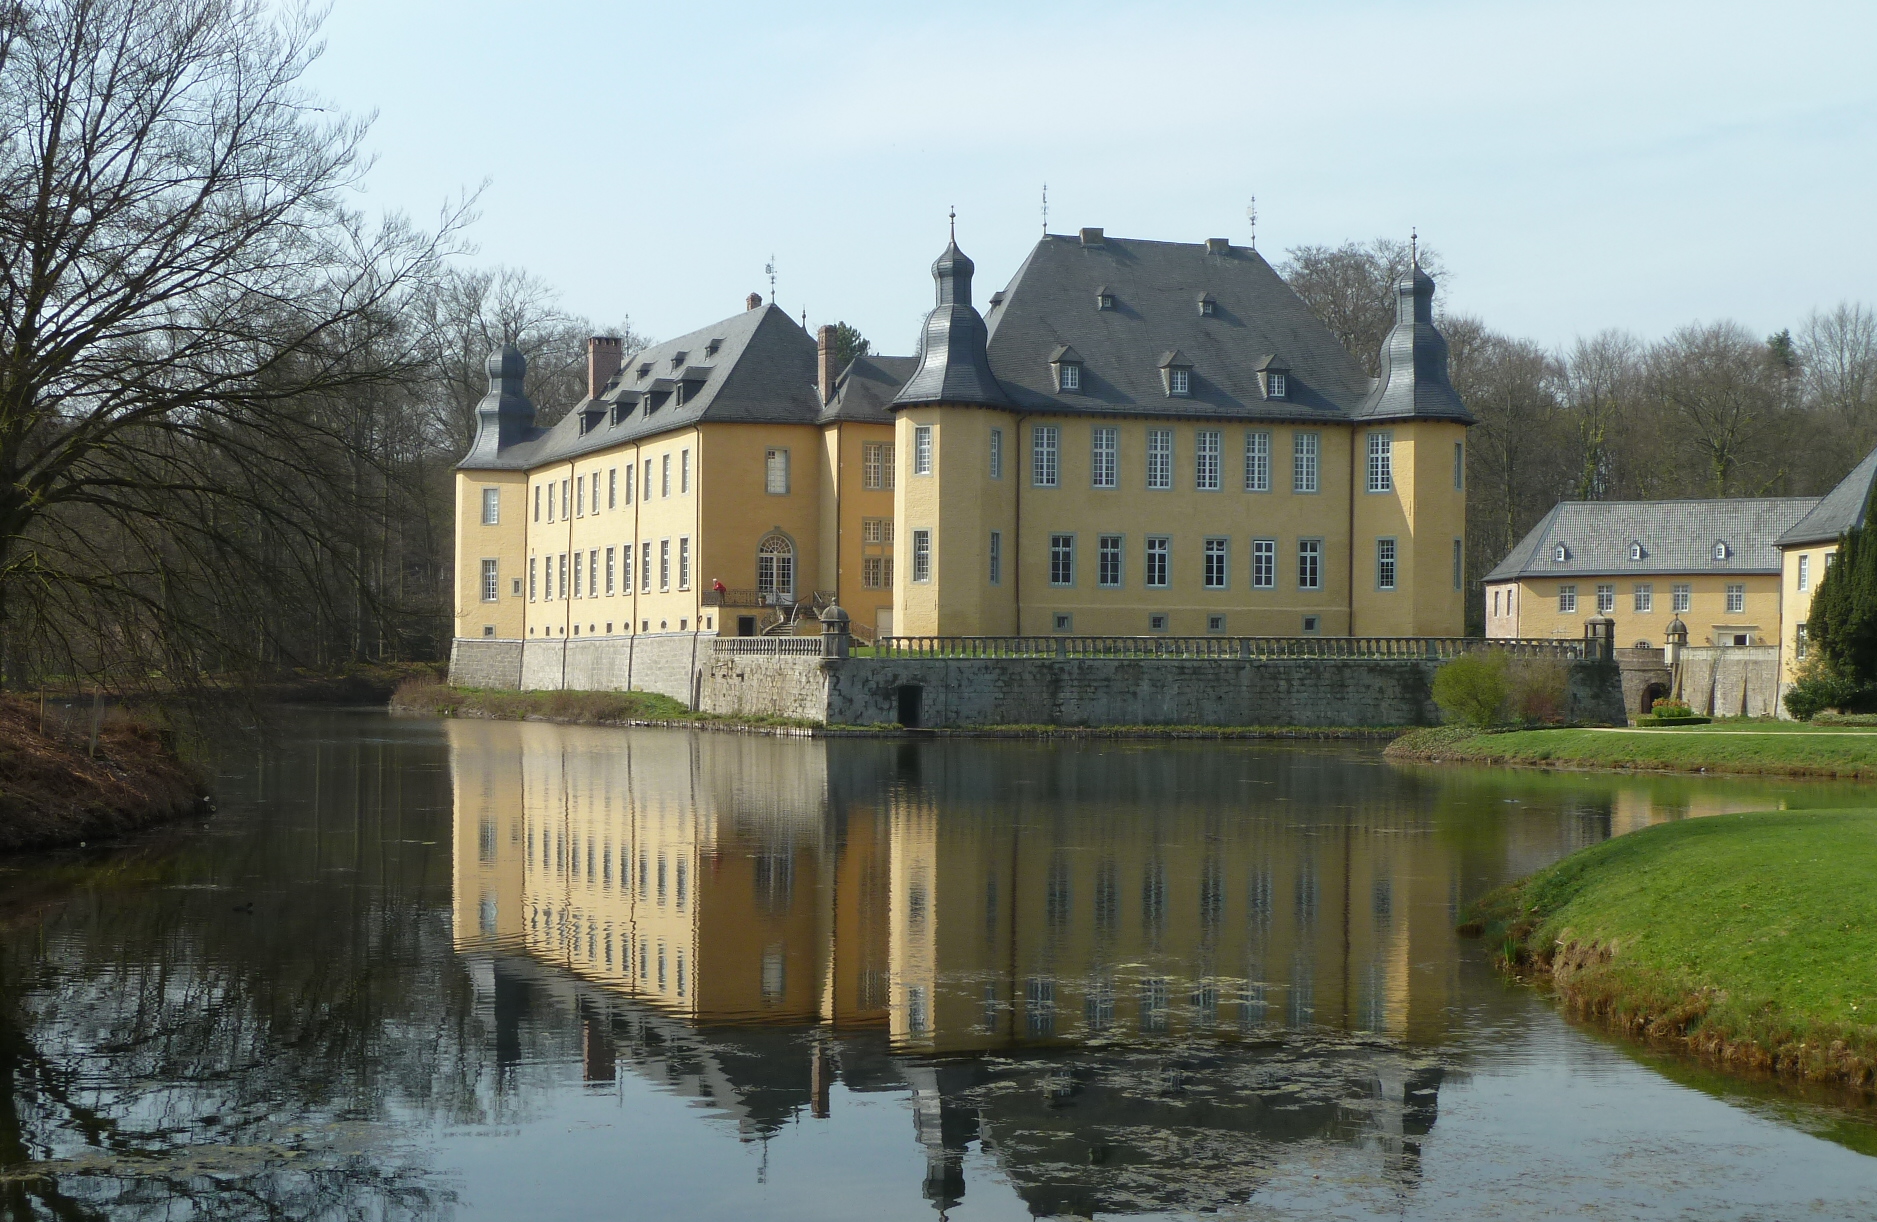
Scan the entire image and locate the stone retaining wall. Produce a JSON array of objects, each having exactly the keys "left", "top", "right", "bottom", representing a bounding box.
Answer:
[
  {"left": 1680, "top": 646, "right": 1781, "bottom": 719},
  {"left": 450, "top": 634, "right": 711, "bottom": 705}
]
